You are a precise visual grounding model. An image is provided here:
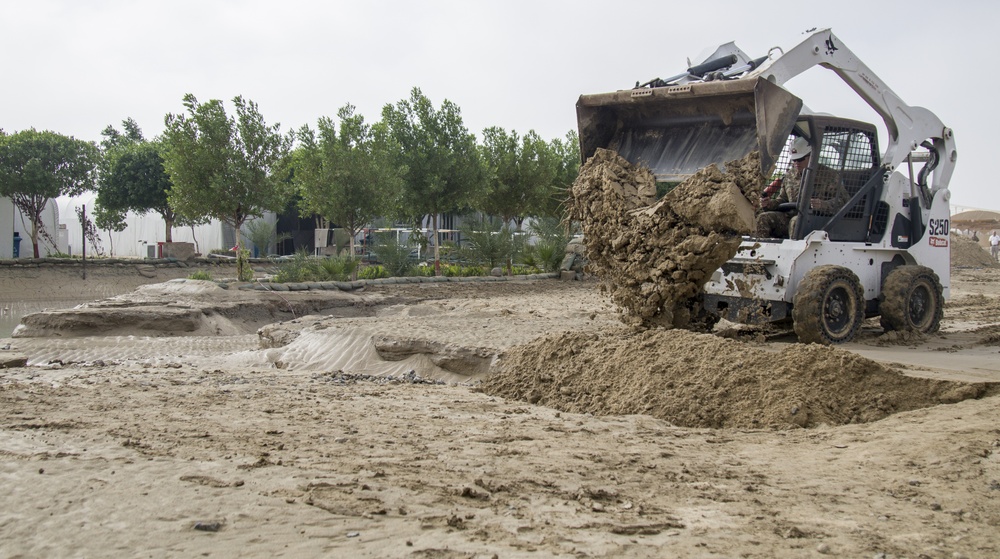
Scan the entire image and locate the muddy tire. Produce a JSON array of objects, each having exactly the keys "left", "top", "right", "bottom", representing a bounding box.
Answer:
[
  {"left": 792, "top": 265, "right": 865, "bottom": 344},
  {"left": 879, "top": 265, "right": 943, "bottom": 334}
]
